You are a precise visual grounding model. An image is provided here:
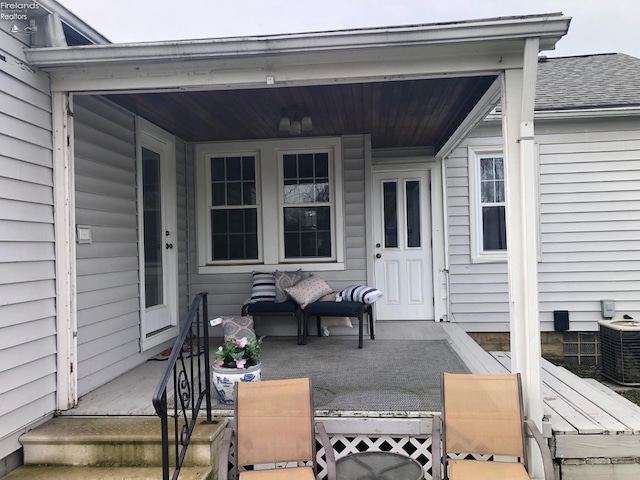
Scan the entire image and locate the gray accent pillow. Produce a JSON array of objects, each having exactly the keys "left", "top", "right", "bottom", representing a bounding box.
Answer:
[
  {"left": 222, "top": 316, "right": 255, "bottom": 341},
  {"left": 274, "top": 269, "right": 303, "bottom": 303}
]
